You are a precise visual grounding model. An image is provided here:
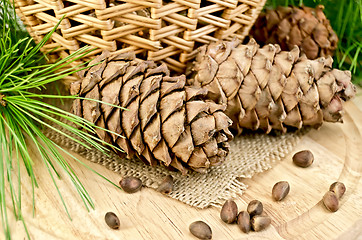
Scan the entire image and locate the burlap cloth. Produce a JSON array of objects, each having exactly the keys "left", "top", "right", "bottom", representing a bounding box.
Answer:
[{"left": 45, "top": 122, "right": 304, "bottom": 209}]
